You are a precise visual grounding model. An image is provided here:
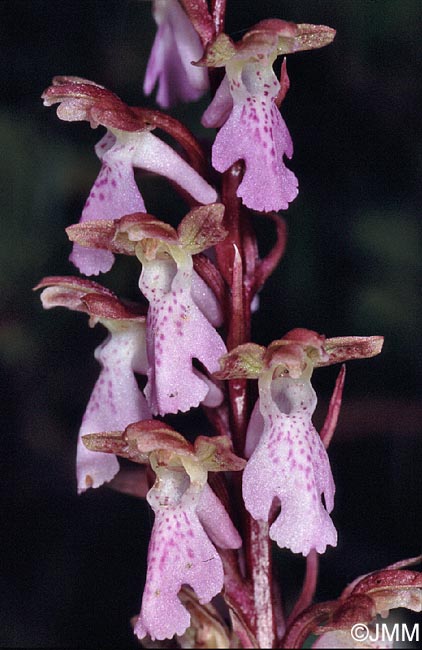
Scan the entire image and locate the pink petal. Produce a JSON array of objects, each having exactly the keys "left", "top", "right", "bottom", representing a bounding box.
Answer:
[
  {"left": 244, "top": 399, "right": 264, "bottom": 458},
  {"left": 77, "top": 326, "right": 151, "bottom": 493},
  {"left": 167, "top": 0, "right": 209, "bottom": 92},
  {"left": 191, "top": 269, "right": 223, "bottom": 327},
  {"left": 201, "top": 74, "right": 233, "bottom": 129},
  {"left": 197, "top": 483, "right": 242, "bottom": 549},
  {"left": 145, "top": 20, "right": 199, "bottom": 108},
  {"left": 70, "top": 137, "right": 146, "bottom": 276},
  {"left": 210, "top": 62, "right": 298, "bottom": 212},
  {"left": 143, "top": 20, "right": 166, "bottom": 97},
  {"left": 196, "top": 372, "right": 224, "bottom": 408},
  {"left": 131, "top": 131, "right": 217, "bottom": 205},
  {"left": 144, "top": 0, "right": 209, "bottom": 109},
  {"left": 134, "top": 471, "right": 224, "bottom": 641},
  {"left": 71, "top": 131, "right": 216, "bottom": 276},
  {"left": 243, "top": 375, "right": 337, "bottom": 556},
  {"left": 139, "top": 259, "right": 226, "bottom": 415},
  {"left": 212, "top": 101, "right": 298, "bottom": 212}
]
